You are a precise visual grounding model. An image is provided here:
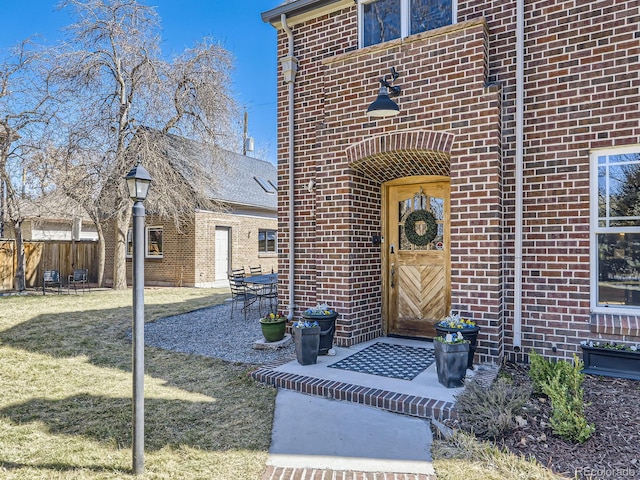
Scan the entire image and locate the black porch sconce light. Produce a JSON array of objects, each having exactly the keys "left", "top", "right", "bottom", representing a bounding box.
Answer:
[{"left": 366, "top": 67, "right": 401, "bottom": 118}]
